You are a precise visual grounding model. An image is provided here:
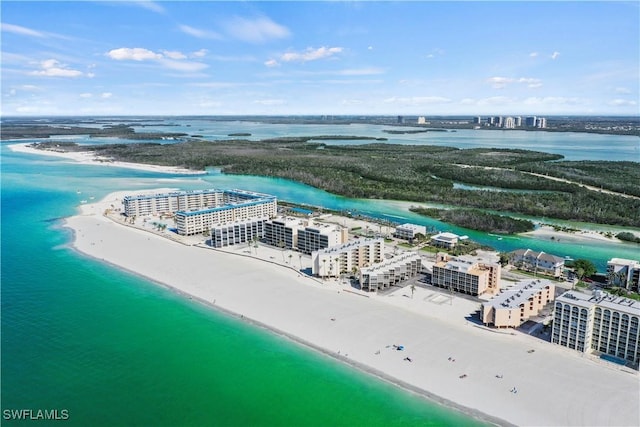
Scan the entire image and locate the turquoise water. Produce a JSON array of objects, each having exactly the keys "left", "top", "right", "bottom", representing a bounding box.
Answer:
[
  {"left": 1, "top": 123, "right": 638, "bottom": 426},
  {"left": 1, "top": 147, "right": 486, "bottom": 426}
]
